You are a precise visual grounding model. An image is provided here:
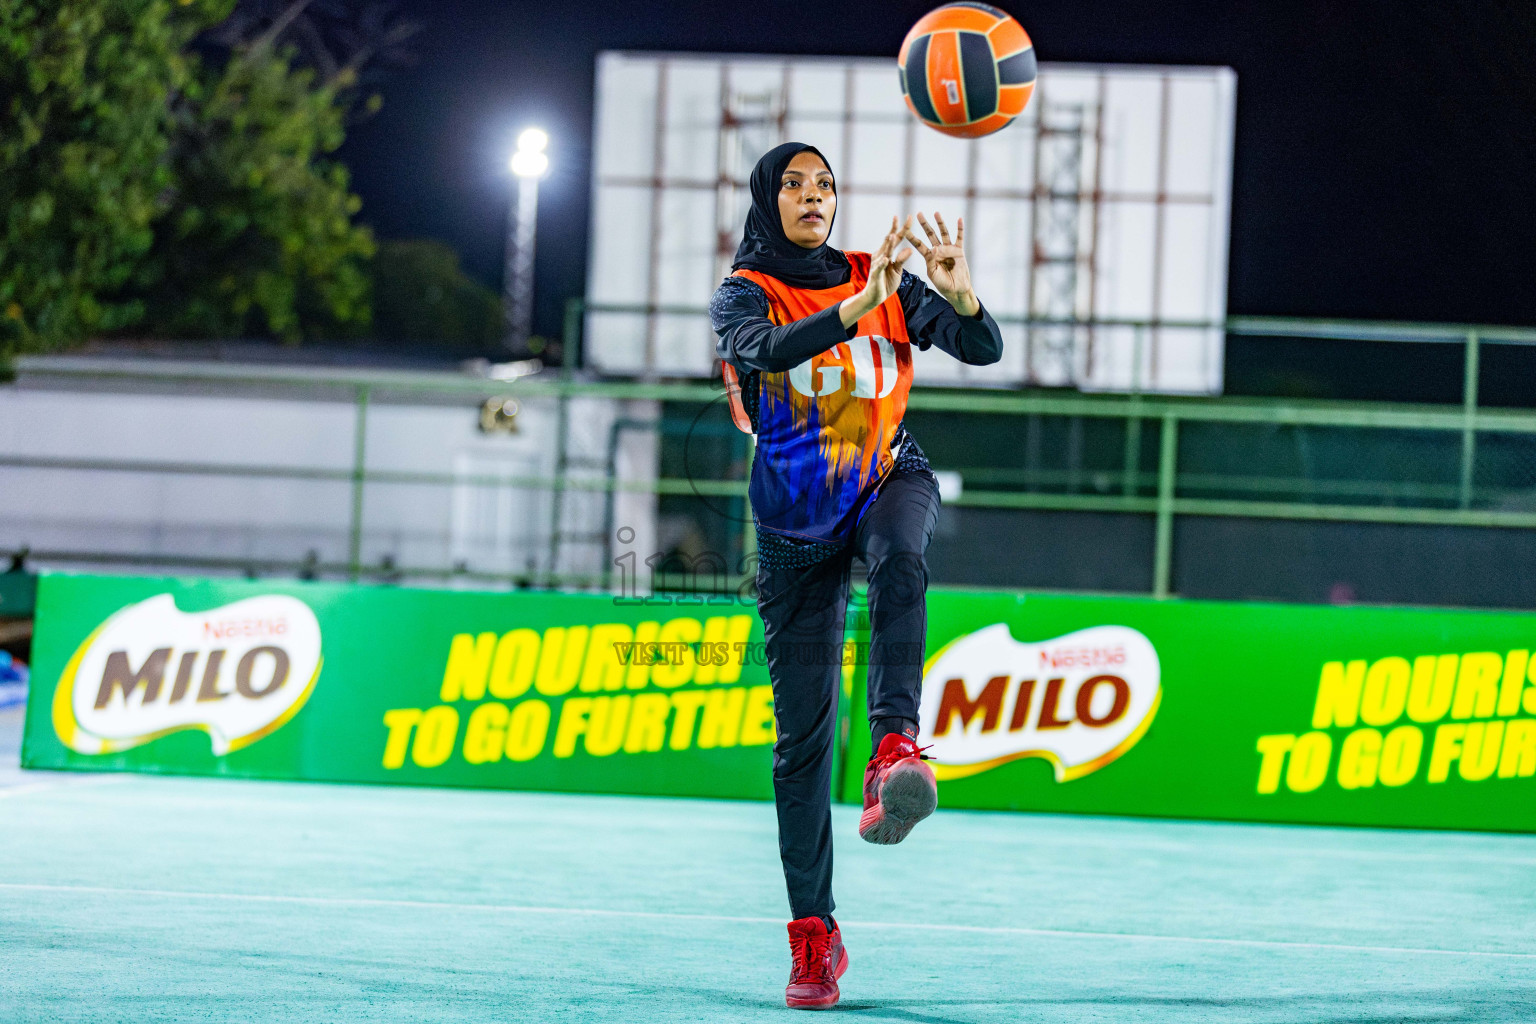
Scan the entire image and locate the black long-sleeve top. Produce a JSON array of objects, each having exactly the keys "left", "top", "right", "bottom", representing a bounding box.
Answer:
[
  {"left": 708, "top": 270, "right": 1004, "bottom": 567},
  {"left": 711, "top": 270, "right": 1004, "bottom": 376}
]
